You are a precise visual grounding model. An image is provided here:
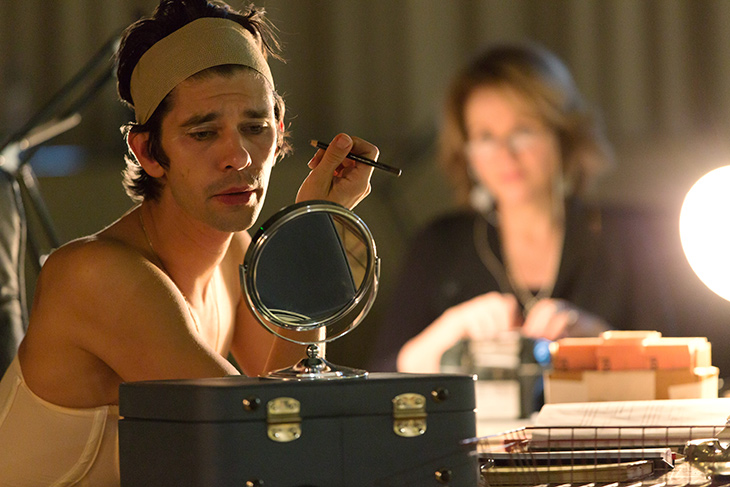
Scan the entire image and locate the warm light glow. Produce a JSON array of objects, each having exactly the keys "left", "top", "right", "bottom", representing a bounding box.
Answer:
[{"left": 680, "top": 165, "right": 730, "bottom": 302}]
